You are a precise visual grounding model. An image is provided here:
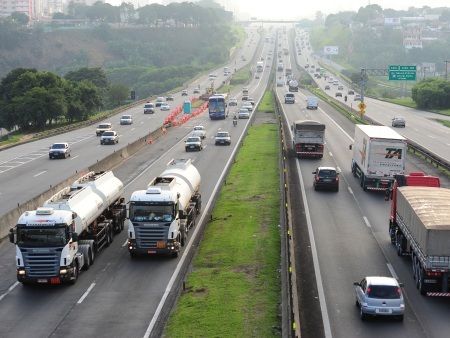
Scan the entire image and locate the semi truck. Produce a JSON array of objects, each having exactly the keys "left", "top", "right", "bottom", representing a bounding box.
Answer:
[
  {"left": 292, "top": 120, "right": 325, "bottom": 158},
  {"left": 9, "top": 171, "right": 126, "bottom": 285},
  {"left": 388, "top": 172, "right": 450, "bottom": 296},
  {"left": 127, "top": 159, "right": 202, "bottom": 258},
  {"left": 288, "top": 79, "right": 299, "bottom": 92},
  {"left": 350, "top": 125, "right": 407, "bottom": 191}
]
